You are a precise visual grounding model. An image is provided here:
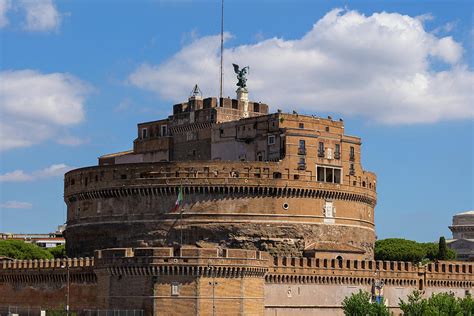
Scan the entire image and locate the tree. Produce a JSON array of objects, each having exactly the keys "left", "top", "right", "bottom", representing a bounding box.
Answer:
[
  {"left": 438, "top": 236, "right": 448, "bottom": 260},
  {"left": 48, "top": 244, "right": 66, "bottom": 258},
  {"left": 375, "top": 238, "right": 426, "bottom": 262},
  {"left": 375, "top": 238, "right": 456, "bottom": 263},
  {"left": 399, "top": 291, "right": 429, "bottom": 315},
  {"left": 342, "top": 290, "right": 391, "bottom": 316},
  {"left": 399, "top": 291, "right": 474, "bottom": 315},
  {"left": 0, "top": 240, "right": 53, "bottom": 260}
]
